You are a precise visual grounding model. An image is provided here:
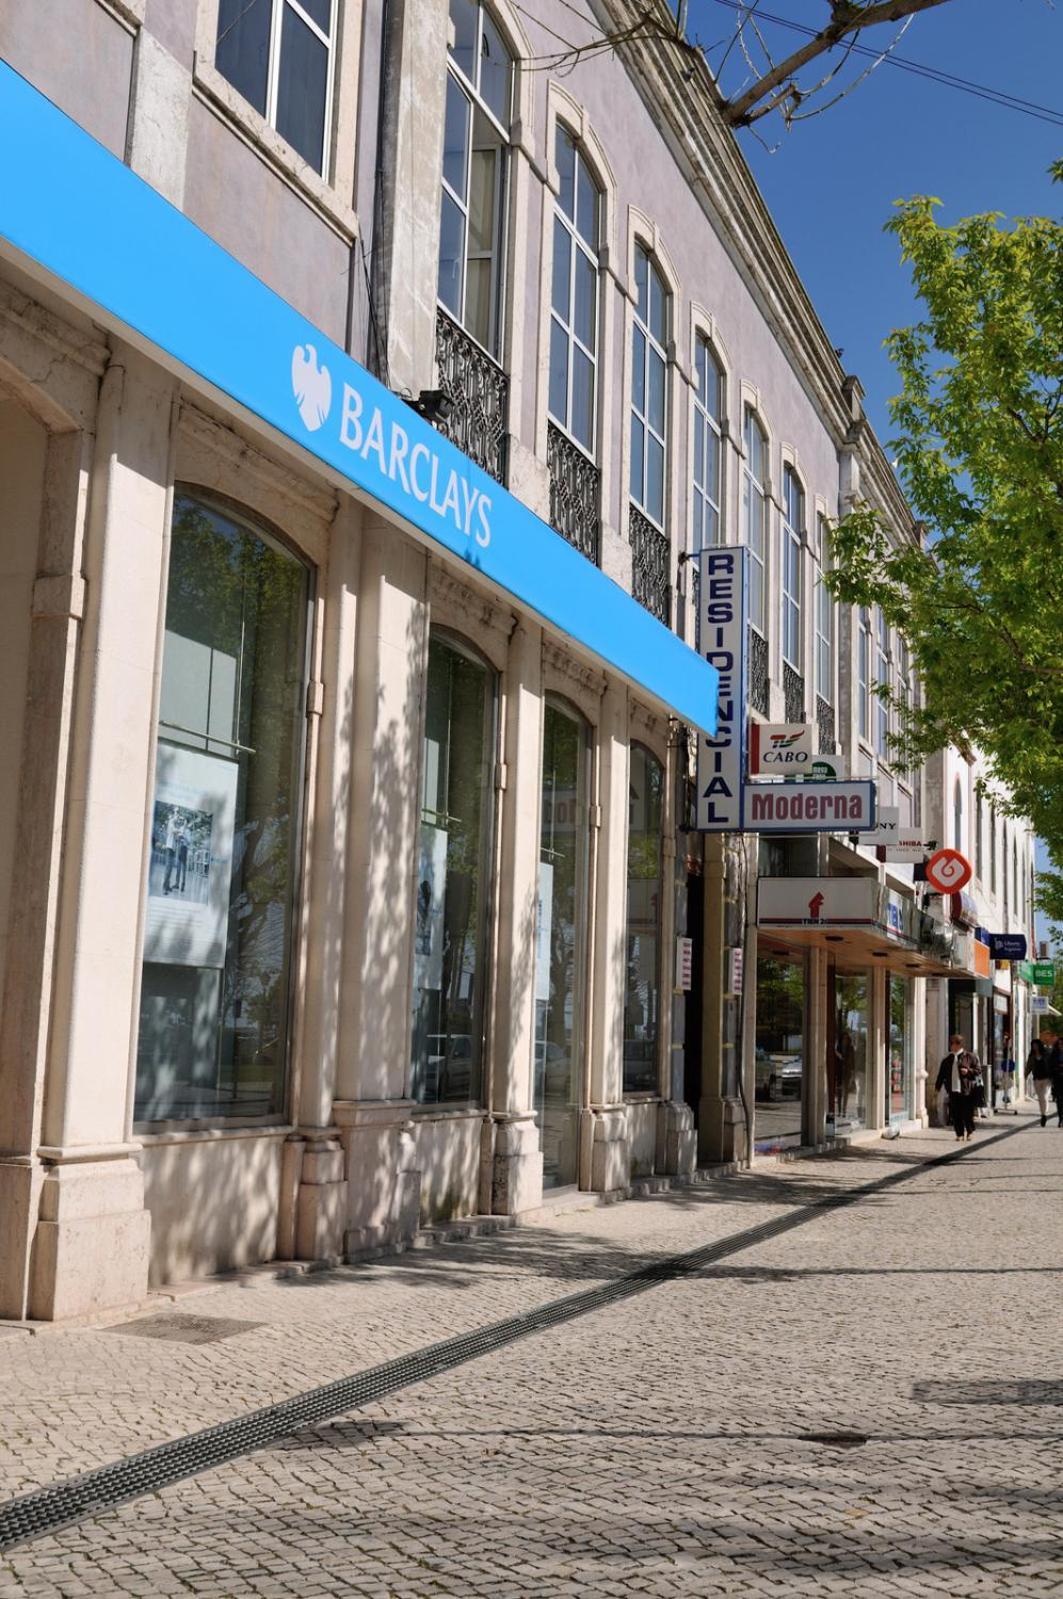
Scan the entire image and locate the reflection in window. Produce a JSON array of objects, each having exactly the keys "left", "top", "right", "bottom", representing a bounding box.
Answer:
[
  {"left": 438, "top": 0, "right": 512, "bottom": 358},
  {"left": 888, "top": 976, "right": 911, "bottom": 1122},
  {"left": 832, "top": 972, "right": 869, "bottom": 1130},
  {"left": 215, "top": 0, "right": 335, "bottom": 173},
  {"left": 743, "top": 408, "right": 767, "bottom": 634},
  {"left": 755, "top": 954, "right": 805, "bottom": 1149},
  {"left": 858, "top": 607, "right": 872, "bottom": 742},
  {"left": 692, "top": 337, "right": 723, "bottom": 550},
  {"left": 630, "top": 243, "right": 669, "bottom": 527},
  {"left": 410, "top": 634, "right": 496, "bottom": 1106},
  {"left": 549, "top": 126, "right": 600, "bottom": 455},
  {"left": 623, "top": 746, "right": 663, "bottom": 1093},
  {"left": 876, "top": 609, "right": 891, "bottom": 757},
  {"left": 535, "top": 700, "right": 589, "bottom": 1188},
  {"left": 135, "top": 496, "right": 310, "bottom": 1123},
  {"left": 781, "top": 464, "right": 803, "bottom": 669},
  {"left": 815, "top": 514, "right": 834, "bottom": 705}
]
